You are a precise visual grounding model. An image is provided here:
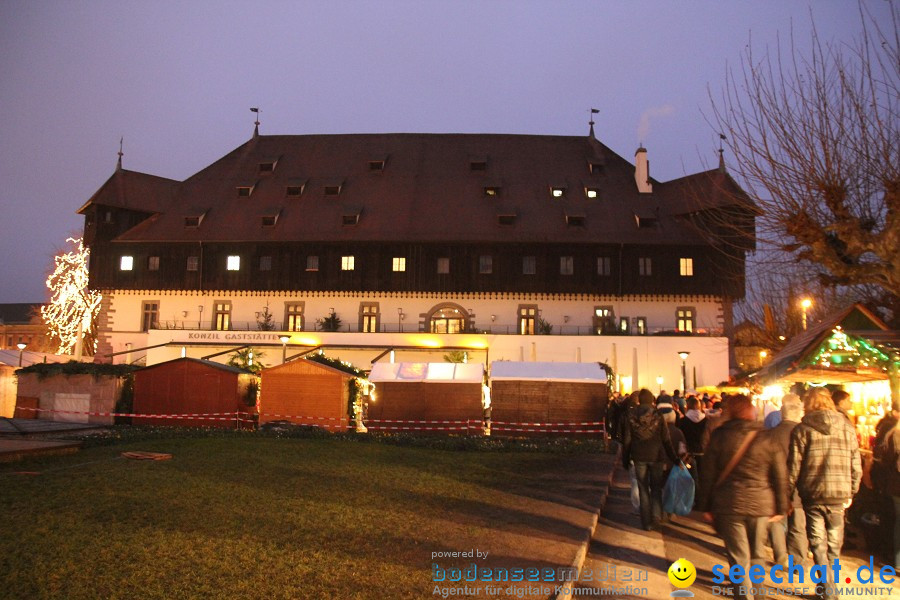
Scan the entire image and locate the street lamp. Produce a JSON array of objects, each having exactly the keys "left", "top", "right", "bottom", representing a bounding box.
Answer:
[
  {"left": 656, "top": 375, "right": 664, "bottom": 394},
  {"left": 801, "top": 298, "right": 812, "bottom": 330},
  {"left": 16, "top": 342, "right": 26, "bottom": 367},
  {"left": 678, "top": 351, "right": 690, "bottom": 393},
  {"left": 279, "top": 335, "right": 290, "bottom": 364}
]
